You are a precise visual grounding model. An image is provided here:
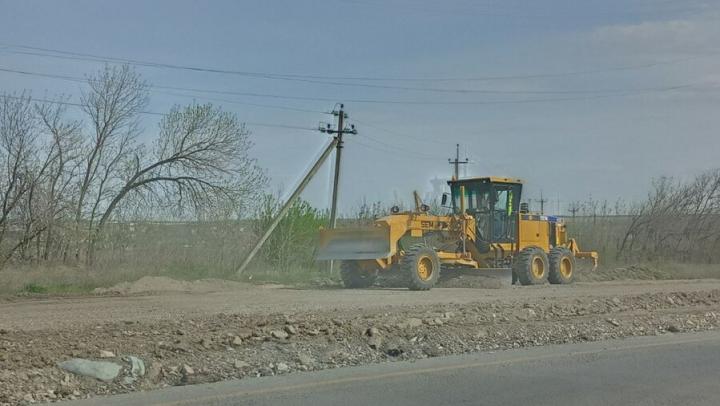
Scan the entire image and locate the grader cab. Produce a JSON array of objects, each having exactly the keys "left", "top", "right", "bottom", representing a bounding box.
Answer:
[{"left": 317, "top": 176, "right": 598, "bottom": 290}]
